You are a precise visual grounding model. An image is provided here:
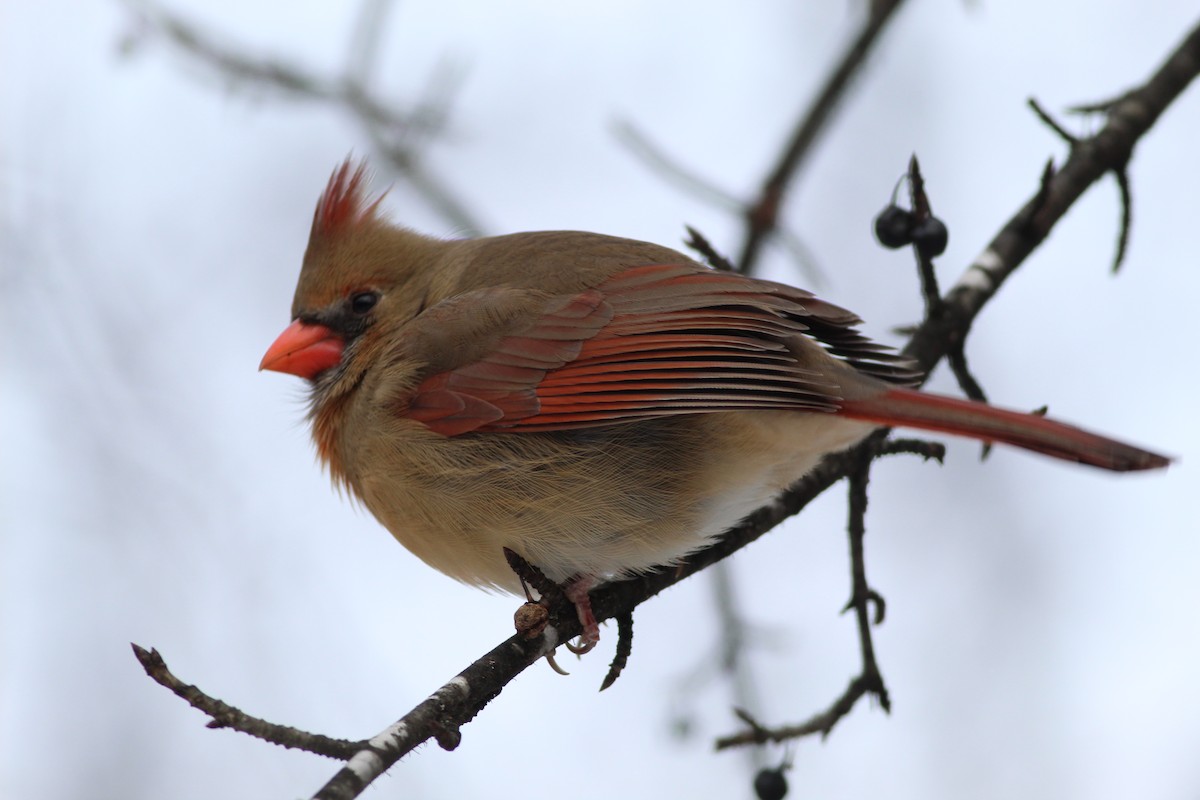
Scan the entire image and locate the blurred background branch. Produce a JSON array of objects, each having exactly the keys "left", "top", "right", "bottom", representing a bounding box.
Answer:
[{"left": 120, "top": 0, "right": 484, "bottom": 233}]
